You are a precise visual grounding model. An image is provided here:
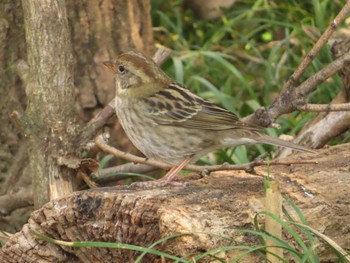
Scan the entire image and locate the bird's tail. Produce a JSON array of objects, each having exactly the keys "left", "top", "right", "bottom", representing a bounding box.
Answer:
[{"left": 256, "top": 134, "right": 316, "bottom": 153}]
